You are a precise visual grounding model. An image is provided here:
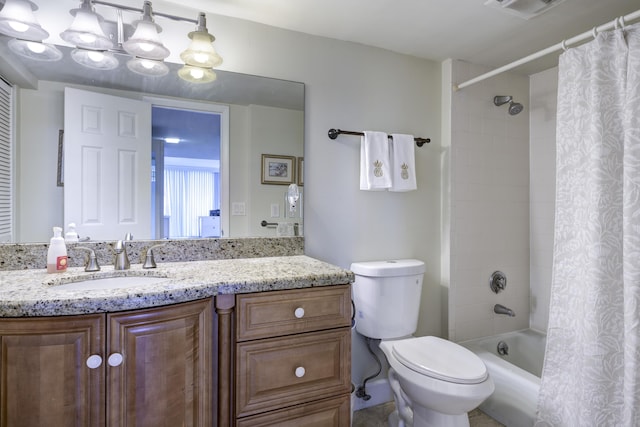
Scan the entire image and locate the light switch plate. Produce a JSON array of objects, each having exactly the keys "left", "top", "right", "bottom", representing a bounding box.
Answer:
[
  {"left": 232, "top": 202, "right": 246, "bottom": 216},
  {"left": 271, "top": 204, "right": 280, "bottom": 218}
]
